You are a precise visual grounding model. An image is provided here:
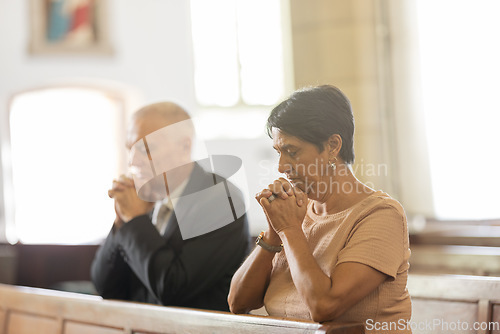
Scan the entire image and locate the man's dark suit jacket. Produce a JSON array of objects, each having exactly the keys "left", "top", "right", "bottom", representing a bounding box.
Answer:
[{"left": 91, "top": 162, "right": 250, "bottom": 311}]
